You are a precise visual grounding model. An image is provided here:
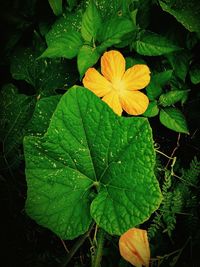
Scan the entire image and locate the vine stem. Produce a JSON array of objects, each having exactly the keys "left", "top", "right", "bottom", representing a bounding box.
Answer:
[
  {"left": 91, "top": 228, "right": 105, "bottom": 267},
  {"left": 61, "top": 223, "right": 94, "bottom": 267}
]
